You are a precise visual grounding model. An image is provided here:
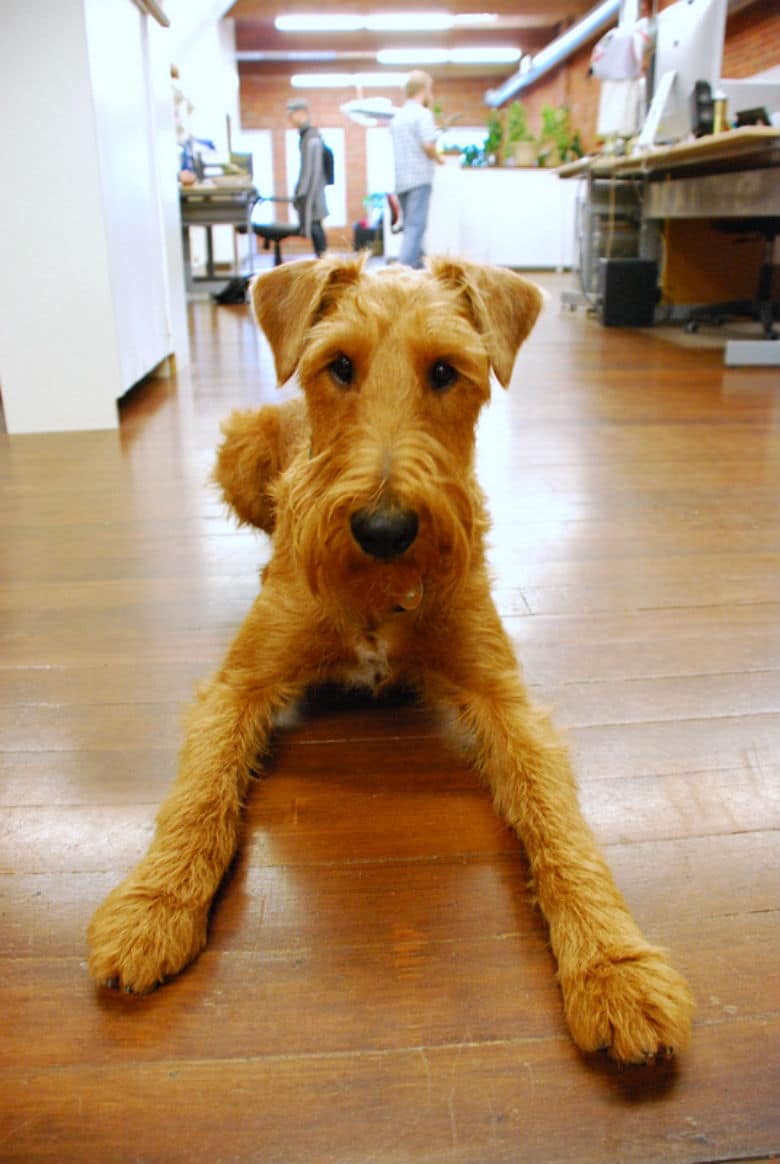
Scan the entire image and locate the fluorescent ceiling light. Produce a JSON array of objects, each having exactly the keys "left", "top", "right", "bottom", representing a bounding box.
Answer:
[
  {"left": 276, "top": 12, "right": 499, "bottom": 33},
  {"left": 237, "top": 51, "right": 340, "bottom": 62},
  {"left": 453, "top": 12, "right": 499, "bottom": 25},
  {"left": 377, "top": 46, "right": 521, "bottom": 65},
  {"left": 365, "top": 12, "right": 453, "bottom": 31}
]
